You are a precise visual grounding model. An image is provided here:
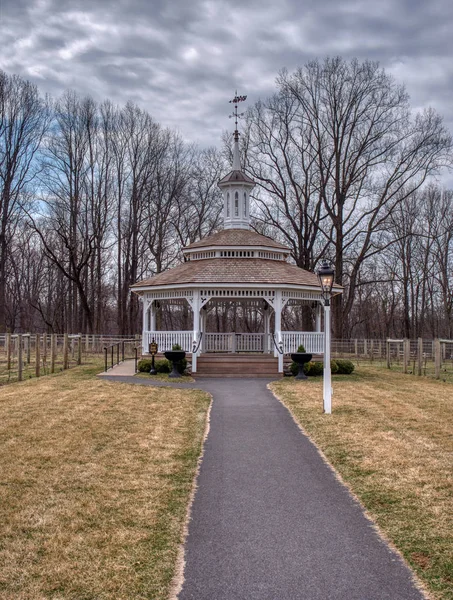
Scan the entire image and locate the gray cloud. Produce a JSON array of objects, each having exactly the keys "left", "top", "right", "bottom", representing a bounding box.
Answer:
[{"left": 1, "top": 0, "right": 452, "bottom": 184}]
